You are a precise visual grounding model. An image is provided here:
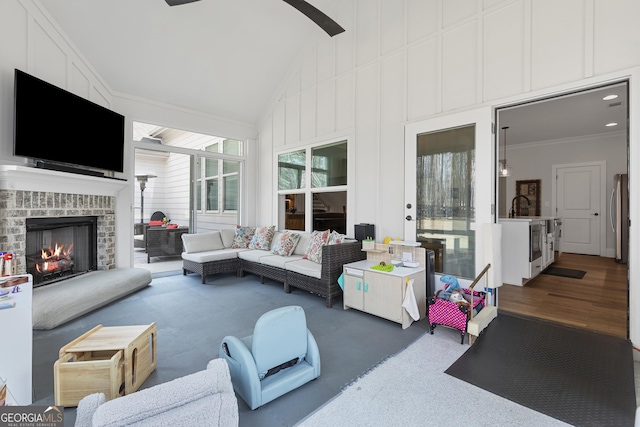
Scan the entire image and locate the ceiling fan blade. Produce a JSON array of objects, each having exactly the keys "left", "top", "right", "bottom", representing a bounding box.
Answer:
[
  {"left": 165, "top": 0, "right": 200, "bottom": 6},
  {"left": 281, "top": 0, "right": 345, "bottom": 37}
]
